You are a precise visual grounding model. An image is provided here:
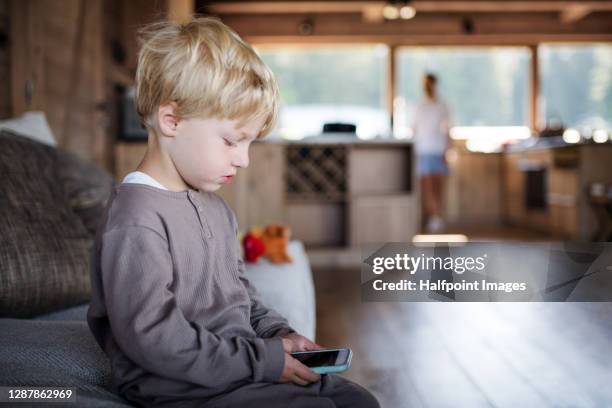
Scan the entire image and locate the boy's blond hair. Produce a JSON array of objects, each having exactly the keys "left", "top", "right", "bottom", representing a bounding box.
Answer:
[{"left": 135, "top": 17, "right": 279, "bottom": 137}]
